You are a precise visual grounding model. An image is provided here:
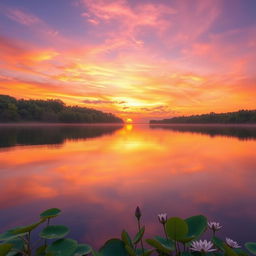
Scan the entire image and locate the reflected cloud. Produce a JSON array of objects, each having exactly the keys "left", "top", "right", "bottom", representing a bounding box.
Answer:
[{"left": 0, "top": 125, "right": 256, "bottom": 248}]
